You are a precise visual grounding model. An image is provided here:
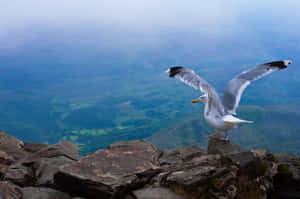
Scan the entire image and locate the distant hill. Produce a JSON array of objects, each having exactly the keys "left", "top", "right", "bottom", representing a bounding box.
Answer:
[{"left": 147, "top": 105, "right": 300, "bottom": 155}]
